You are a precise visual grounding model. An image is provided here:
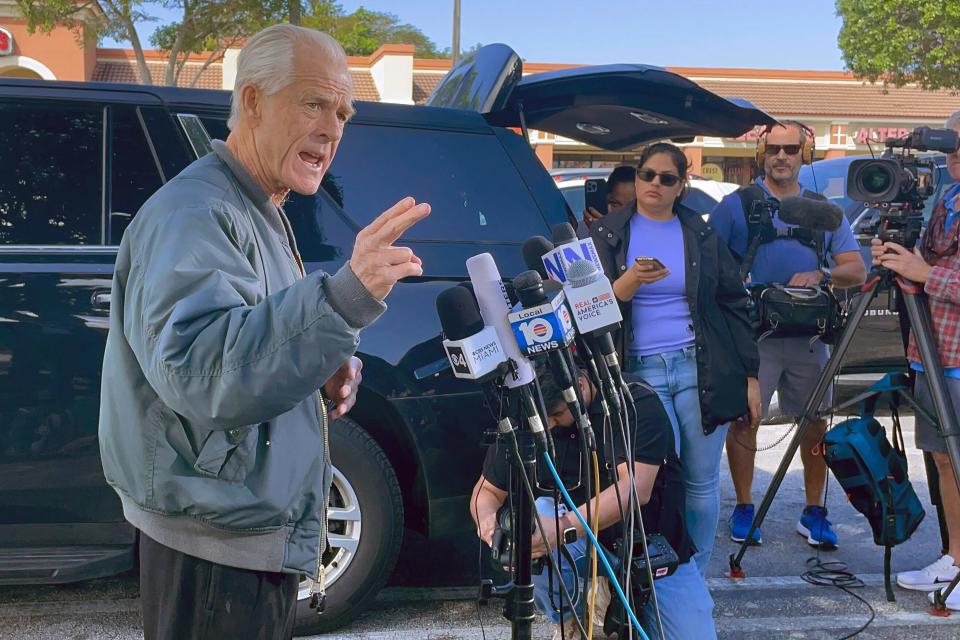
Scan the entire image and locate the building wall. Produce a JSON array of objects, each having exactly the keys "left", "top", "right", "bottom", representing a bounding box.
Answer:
[{"left": 0, "top": 17, "right": 93, "bottom": 81}]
